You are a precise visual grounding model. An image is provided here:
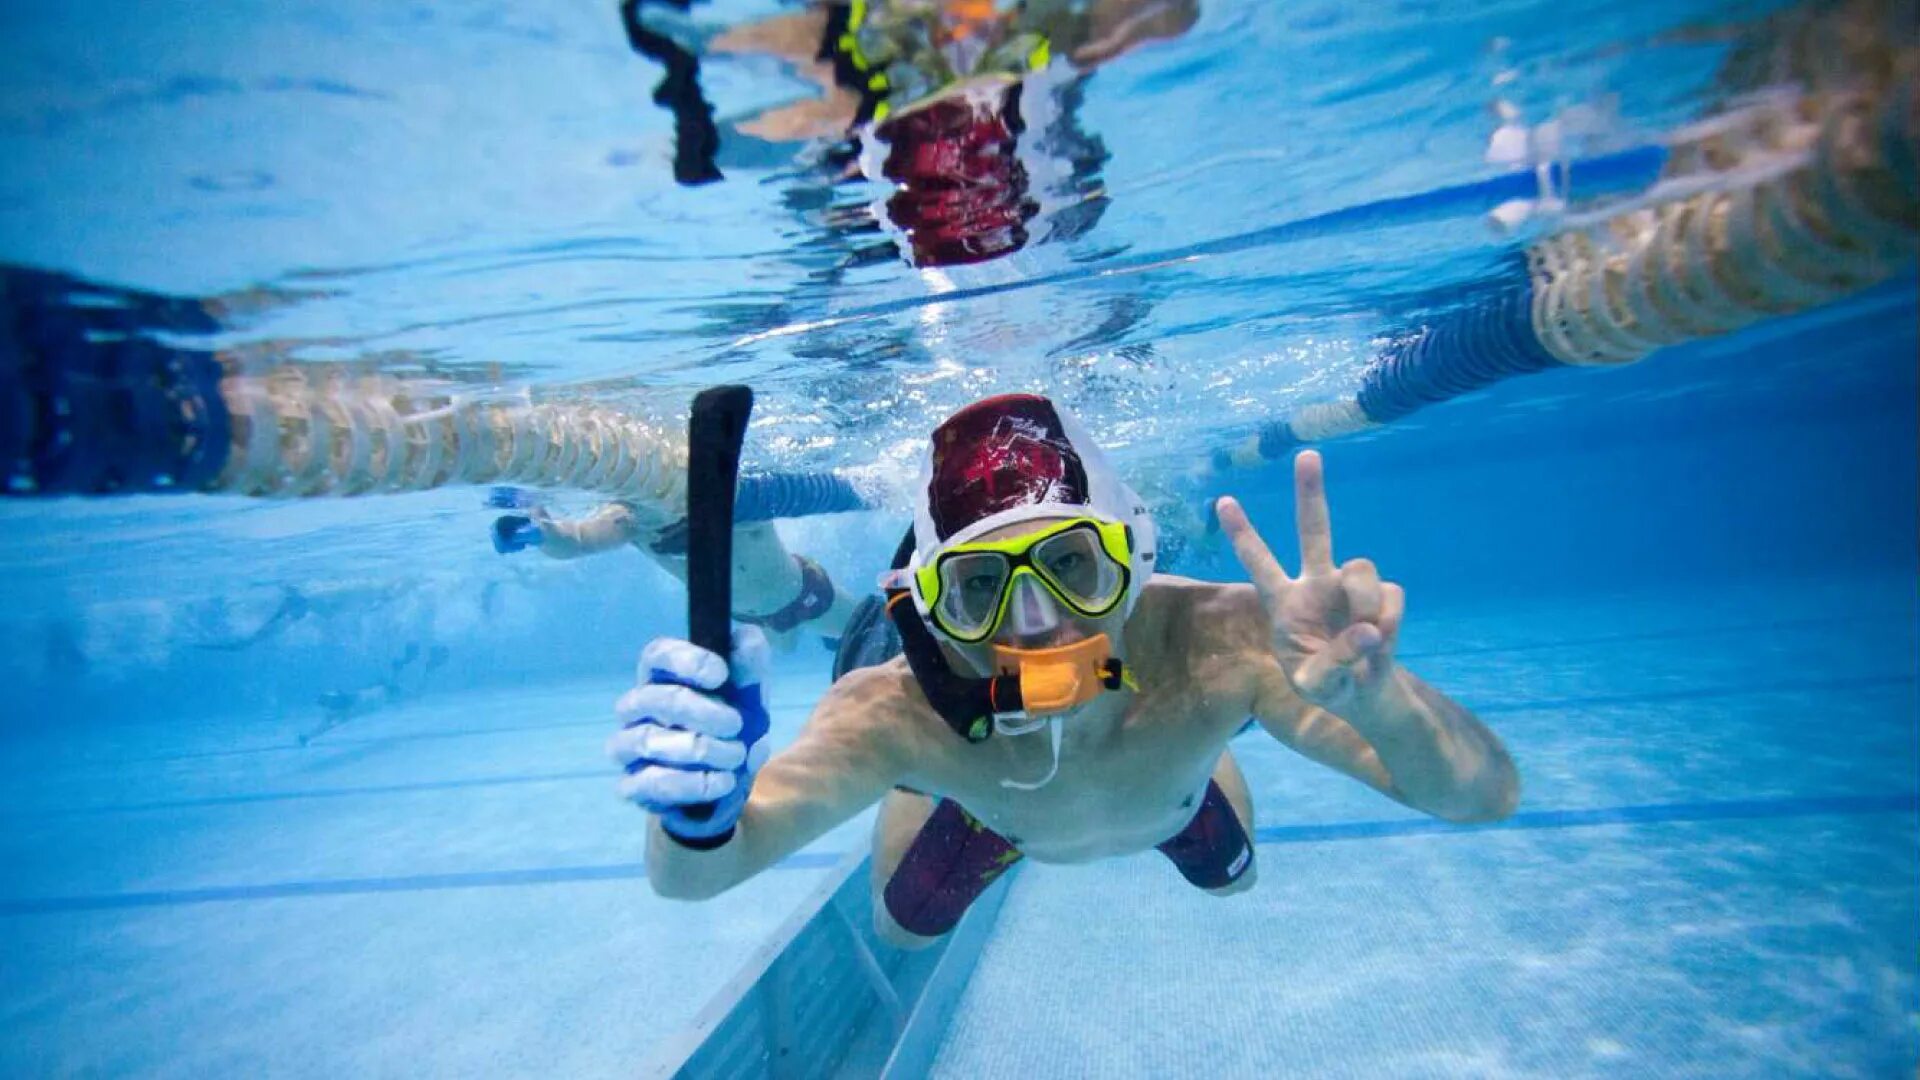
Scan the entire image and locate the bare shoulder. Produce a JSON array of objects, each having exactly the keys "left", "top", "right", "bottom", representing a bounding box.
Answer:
[
  {"left": 813, "top": 658, "right": 913, "bottom": 720},
  {"left": 800, "top": 657, "right": 945, "bottom": 762},
  {"left": 1132, "top": 574, "right": 1269, "bottom": 656},
  {"left": 1122, "top": 575, "right": 1275, "bottom": 716}
]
